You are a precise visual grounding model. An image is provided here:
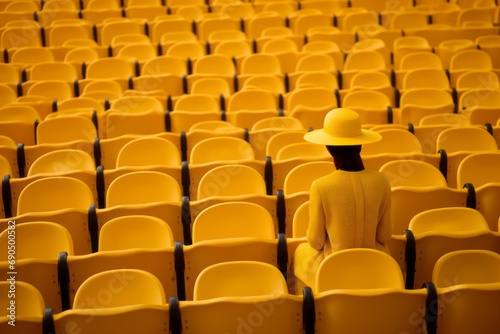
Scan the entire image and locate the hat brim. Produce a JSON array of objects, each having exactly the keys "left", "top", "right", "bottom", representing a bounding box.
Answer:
[{"left": 304, "top": 128, "right": 382, "bottom": 146}]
